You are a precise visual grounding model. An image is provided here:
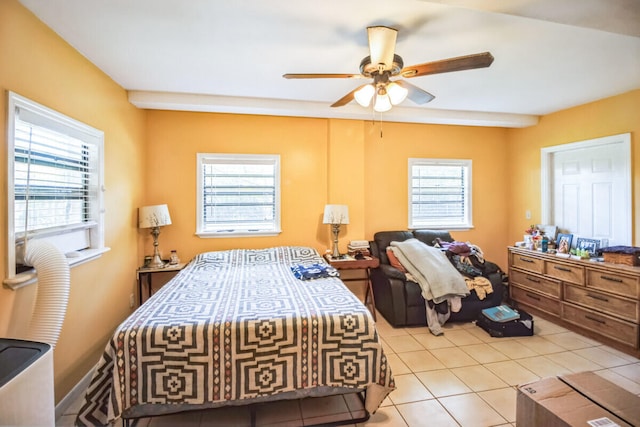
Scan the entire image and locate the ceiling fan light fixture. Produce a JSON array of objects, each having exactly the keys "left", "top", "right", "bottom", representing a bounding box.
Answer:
[
  {"left": 367, "top": 26, "right": 397, "bottom": 70},
  {"left": 386, "top": 82, "right": 408, "bottom": 105},
  {"left": 373, "top": 92, "right": 392, "bottom": 112},
  {"left": 354, "top": 84, "right": 375, "bottom": 107},
  {"left": 284, "top": 26, "right": 494, "bottom": 112}
]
